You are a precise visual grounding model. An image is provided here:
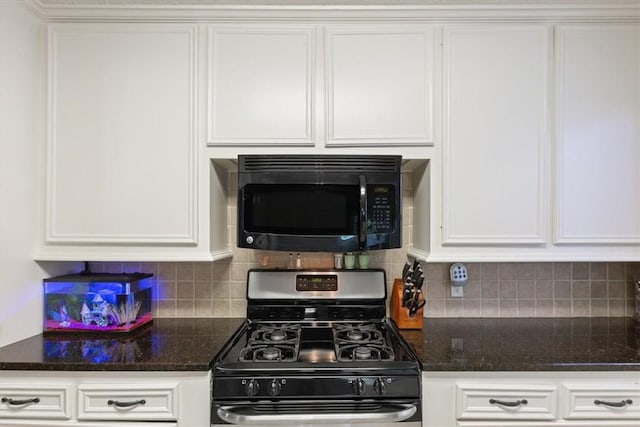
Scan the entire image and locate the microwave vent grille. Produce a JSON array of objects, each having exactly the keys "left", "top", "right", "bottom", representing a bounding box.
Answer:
[{"left": 240, "top": 156, "right": 401, "bottom": 173}]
